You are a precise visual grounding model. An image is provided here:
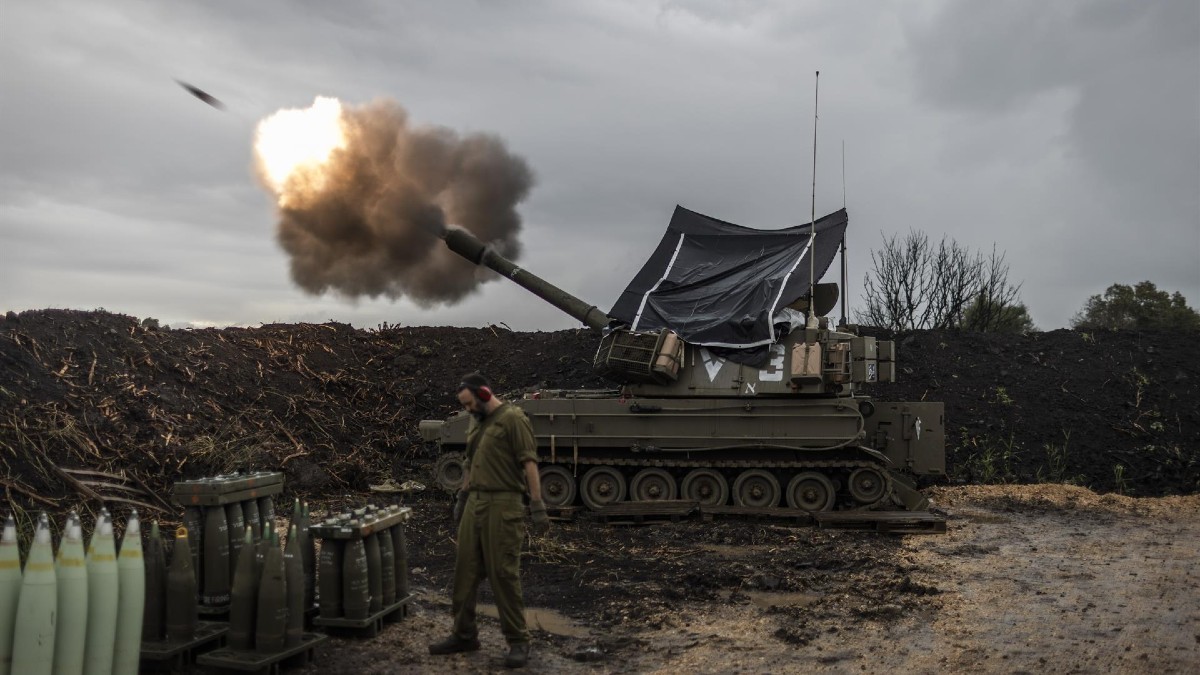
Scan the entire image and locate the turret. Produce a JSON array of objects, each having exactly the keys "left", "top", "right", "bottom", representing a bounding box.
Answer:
[{"left": 438, "top": 224, "right": 894, "bottom": 399}]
